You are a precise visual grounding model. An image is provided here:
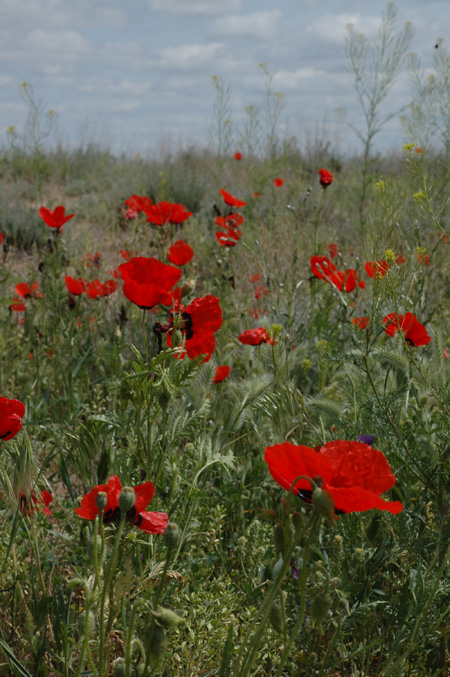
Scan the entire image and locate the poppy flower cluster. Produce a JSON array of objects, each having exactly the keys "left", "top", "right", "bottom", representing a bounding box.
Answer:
[
  {"left": 10, "top": 281, "right": 43, "bottom": 312},
  {"left": 76, "top": 475, "right": 168, "bottom": 534},
  {"left": 215, "top": 190, "right": 247, "bottom": 247},
  {"left": 0, "top": 396, "right": 25, "bottom": 441},
  {"left": 19, "top": 488, "right": 53, "bottom": 516},
  {"left": 119, "top": 257, "right": 182, "bottom": 309},
  {"left": 125, "top": 194, "right": 154, "bottom": 214},
  {"left": 39, "top": 205, "right": 74, "bottom": 234},
  {"left": 264, "top": 440, "right": 403, "bottom": 516},
  {"left": 383, "top": 312, "right": 431, "bottom": 347},
  {"left": 167, "top": 240, "right": 194, "bottom": 266},
  {"left": 311, "top": 256, "right": 364, "bottom": 293},
  {"left": 166, "top": 295, "right": 223, "bottom": 362},
  {"left": 65, "top": 276, "right": 118, "bottom": 300}
]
